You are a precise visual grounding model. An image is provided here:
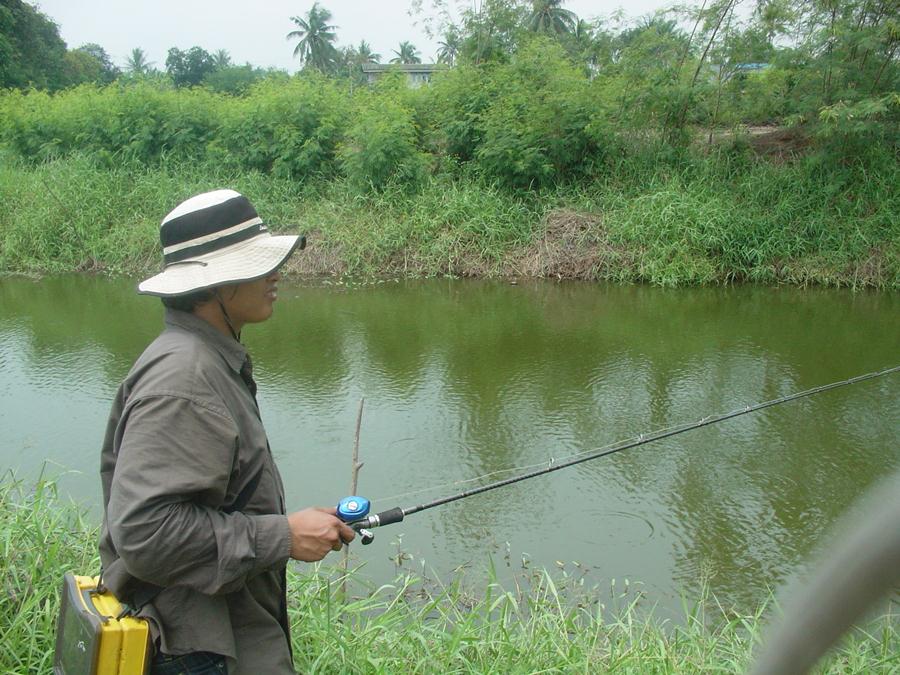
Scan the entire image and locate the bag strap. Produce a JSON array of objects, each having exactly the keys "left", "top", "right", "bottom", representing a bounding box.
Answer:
[{"left": 224, "top": 464, "right": 264, "bottom": 515}]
